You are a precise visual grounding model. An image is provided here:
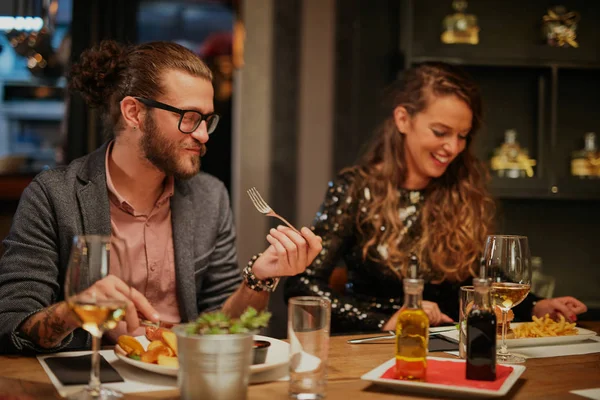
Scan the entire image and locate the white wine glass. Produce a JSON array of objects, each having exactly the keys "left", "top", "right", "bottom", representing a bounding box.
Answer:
[
  {"left": 64, "top": 235, "right": 129, "bottom": 400},
  {"left": 483, "top": 234, "right": 532, "bottom": 364}
]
